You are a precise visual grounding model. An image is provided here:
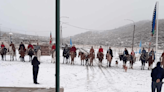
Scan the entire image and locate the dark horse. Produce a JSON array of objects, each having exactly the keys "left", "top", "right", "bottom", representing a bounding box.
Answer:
[
  {"left": 0, "top": 48, "right": 7, "bottom": 61},
  {"left": 28, "top": 48, "right": 34, "bottom": 62},
  {"left": 140, "top": 52, "right": 148, "bottom": 70},
  {"left": 62, "top": 47, "right": 70, "bottom": 64},
  {"left": 97, "top": 52, "right": 104, "bottom": 66}
]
